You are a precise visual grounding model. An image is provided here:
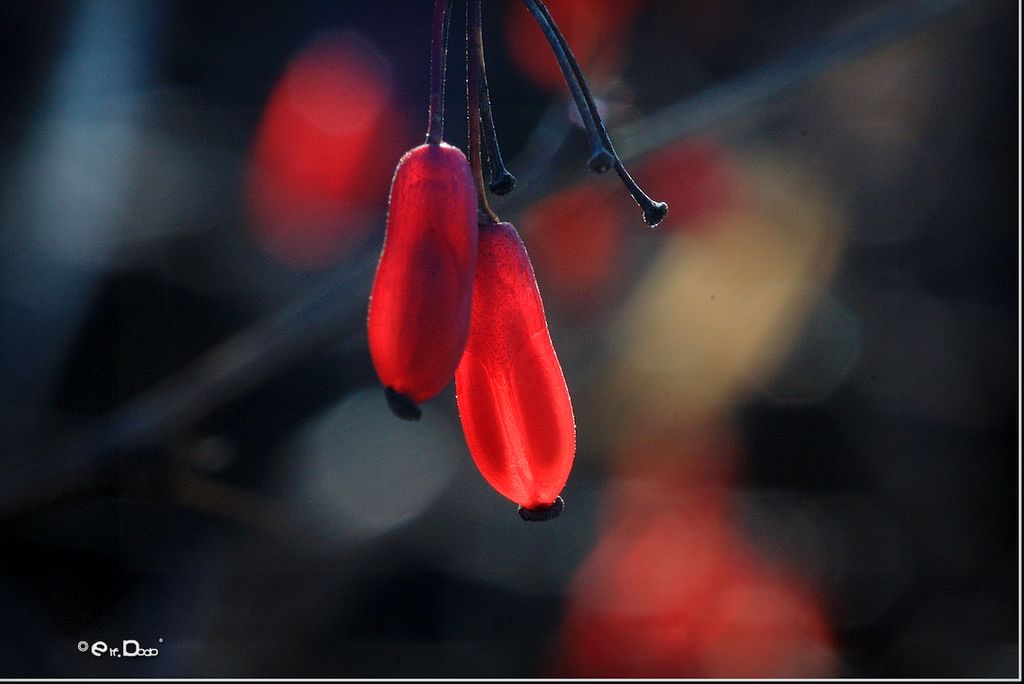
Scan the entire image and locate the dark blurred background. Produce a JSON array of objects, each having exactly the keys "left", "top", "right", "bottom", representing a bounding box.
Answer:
[{"left": 0, "top": 0, "right": 1018, "bottom": 678}]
